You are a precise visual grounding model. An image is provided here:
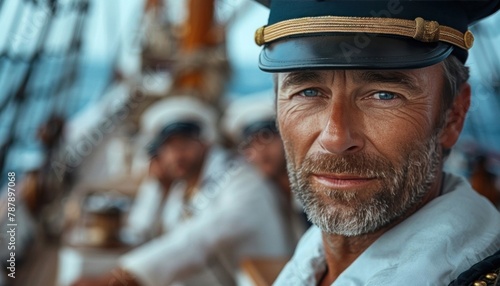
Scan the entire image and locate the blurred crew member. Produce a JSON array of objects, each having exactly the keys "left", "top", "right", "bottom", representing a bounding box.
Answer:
[
  {"left": 72, "top": 96, "right": 294, "bottom": 286},
  {"left": 222, "top": 94, "right": 309, "bottom": 245}
]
